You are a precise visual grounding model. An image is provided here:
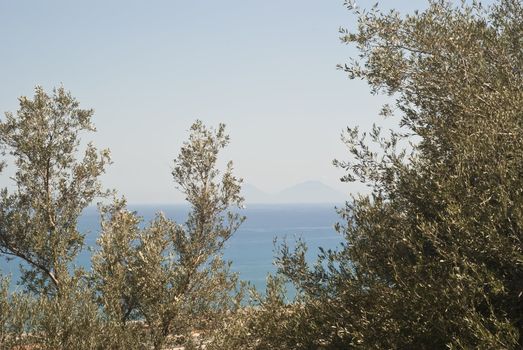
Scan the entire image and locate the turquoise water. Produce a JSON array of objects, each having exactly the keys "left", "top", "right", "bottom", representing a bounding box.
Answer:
[{"left": 1, "top": 203, "right": 344, "bottom": 292}]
